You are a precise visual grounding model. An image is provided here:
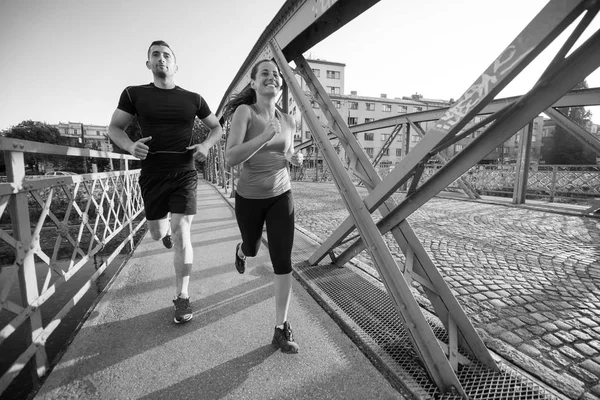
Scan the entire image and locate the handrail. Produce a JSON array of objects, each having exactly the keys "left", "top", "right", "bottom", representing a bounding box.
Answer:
[{"left": 0, "top": 139, "right": 144, "bottom": 396}]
